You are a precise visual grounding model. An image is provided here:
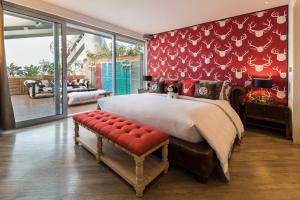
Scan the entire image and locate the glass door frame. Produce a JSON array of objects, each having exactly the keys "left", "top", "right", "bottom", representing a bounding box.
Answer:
[
  {"left": 65, "top": 23, "right": 114, "bottom": 105},
  {"left": 4, "top": 3, "right": 68, "bottom": 128},
  {"left": 3, "top": 1, "right": 146, "bottom": 128}
]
